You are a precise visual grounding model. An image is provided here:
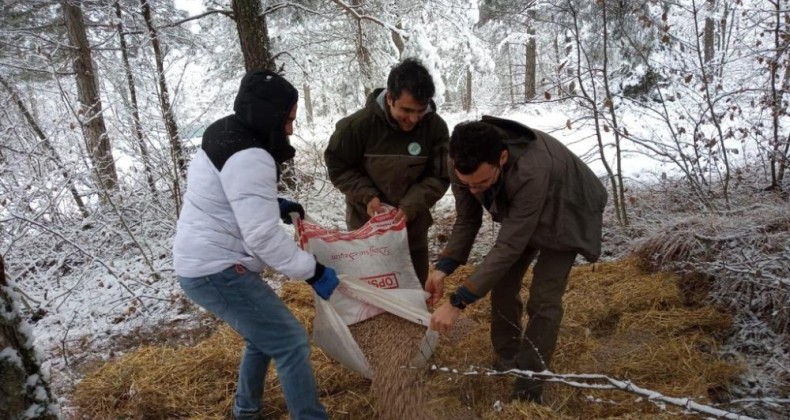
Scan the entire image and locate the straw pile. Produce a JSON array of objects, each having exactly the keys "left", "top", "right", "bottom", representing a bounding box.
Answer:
[
  {"left": 72, "top": 258, "right": 742, "bottom": 419},
  {"left": 71, "top": 326, "right": 241, "bottom": 419}
]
